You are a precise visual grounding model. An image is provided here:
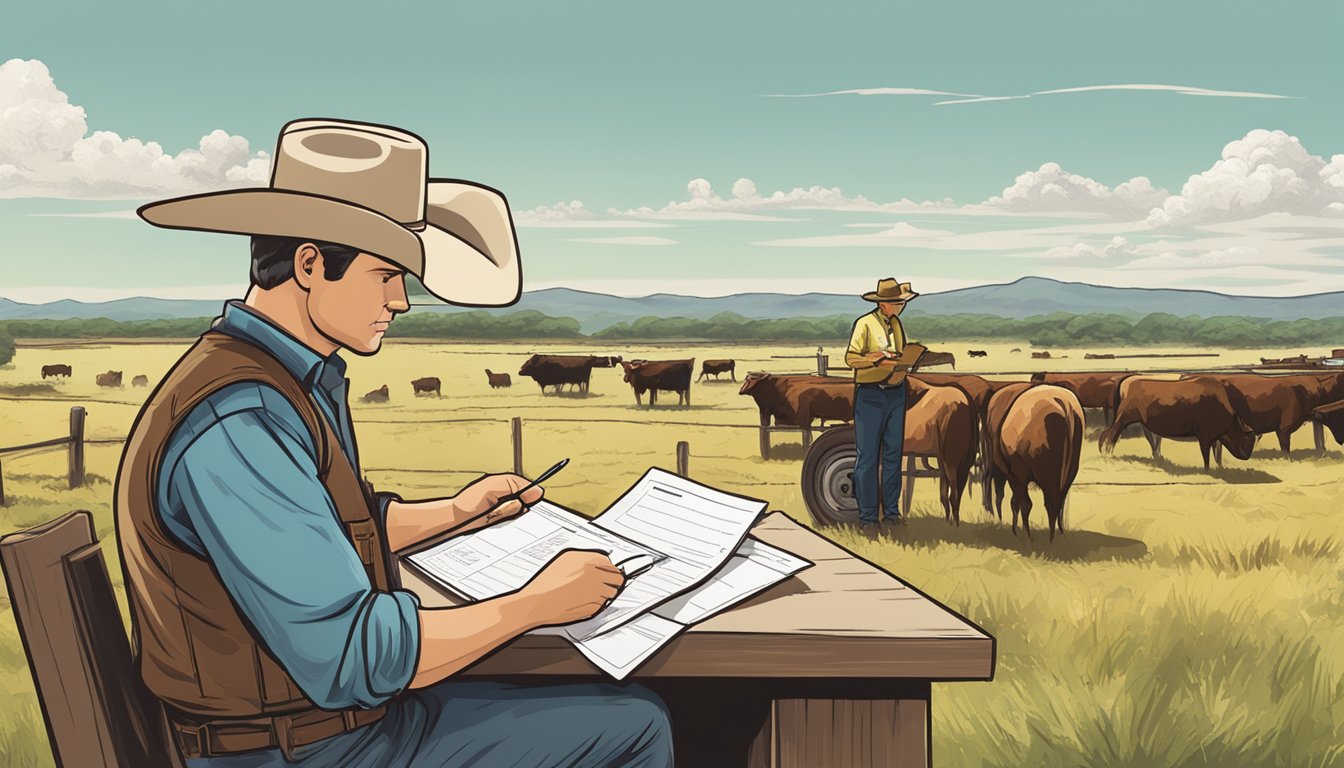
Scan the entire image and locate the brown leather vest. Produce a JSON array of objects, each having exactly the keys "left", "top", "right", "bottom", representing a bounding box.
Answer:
[{"left": 114, "top": 331, "right": 397, "bottom": 719}]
